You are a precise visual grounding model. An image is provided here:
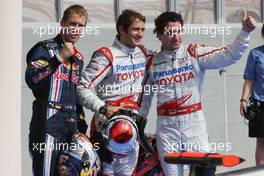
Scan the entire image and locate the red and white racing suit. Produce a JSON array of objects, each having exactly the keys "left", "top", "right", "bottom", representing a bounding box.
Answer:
[
  {"left": 142, "top": 30, "right": 250, "bottom": 176},
  {"left": 77, "top": 37, "right": 152, "bottom": 176}
]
